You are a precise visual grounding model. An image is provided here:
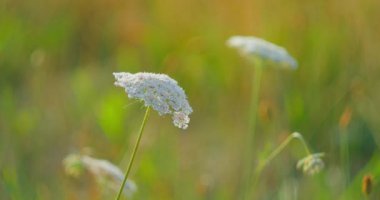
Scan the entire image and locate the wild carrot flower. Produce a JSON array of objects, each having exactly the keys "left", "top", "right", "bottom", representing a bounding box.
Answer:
[
  {"left": 113, "top": 72, "right": 192, "bottom": 129},
  {"left": 296, "top": 153, "right": 325, "bottom": 175},
  {"left": 113, "top": 72, "right": 192, "bottom": 200},
  {"left": 63, "top": 154, "right": 137, "bottom": 197},
  {"left": 227, "top": 36, "right": 298, "bottom": 69},
  {"left": 227, "top": 36, "right": 297, "bottom": 199}
]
